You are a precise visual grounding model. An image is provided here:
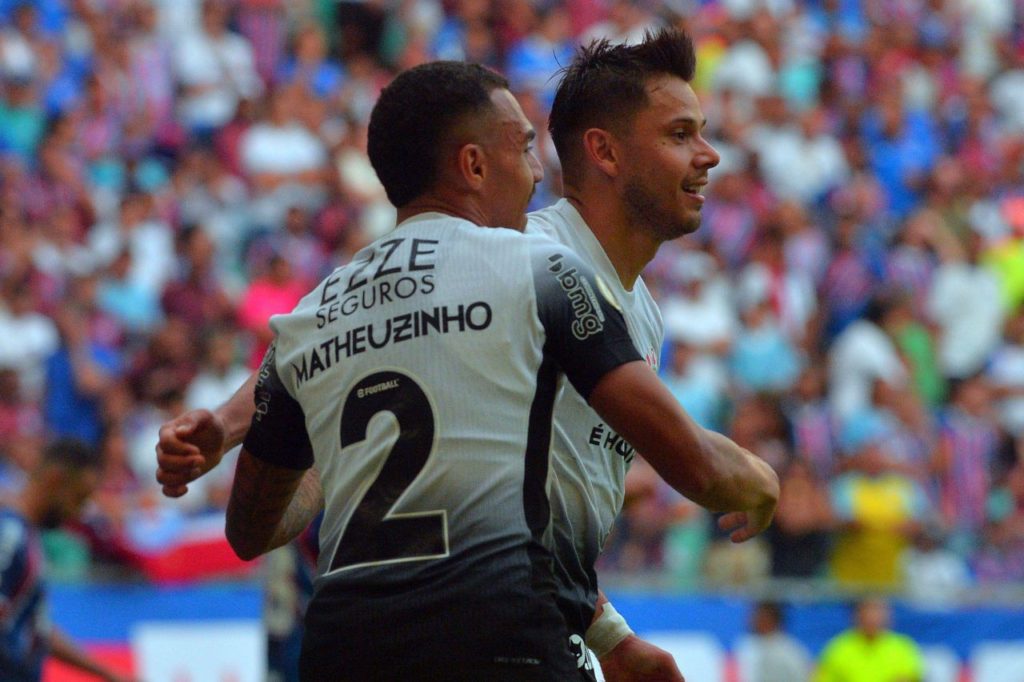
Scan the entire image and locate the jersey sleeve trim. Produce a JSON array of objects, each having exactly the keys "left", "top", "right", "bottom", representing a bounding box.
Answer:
[{"left": 529, "top": 239, "right": 643, "bottom": 400}]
